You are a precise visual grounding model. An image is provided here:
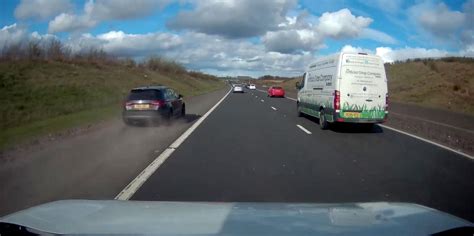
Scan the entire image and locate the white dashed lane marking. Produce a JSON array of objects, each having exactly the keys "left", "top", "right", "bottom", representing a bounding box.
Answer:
[{"left": 296, "top": 124, "right": 312, "bottom": 134}]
